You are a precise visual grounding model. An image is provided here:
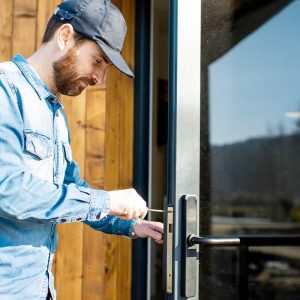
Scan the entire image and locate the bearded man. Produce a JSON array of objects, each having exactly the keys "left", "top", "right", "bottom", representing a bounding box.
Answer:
[{"left": 0, "top": 0, "right": 163, "bottom": 299}]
